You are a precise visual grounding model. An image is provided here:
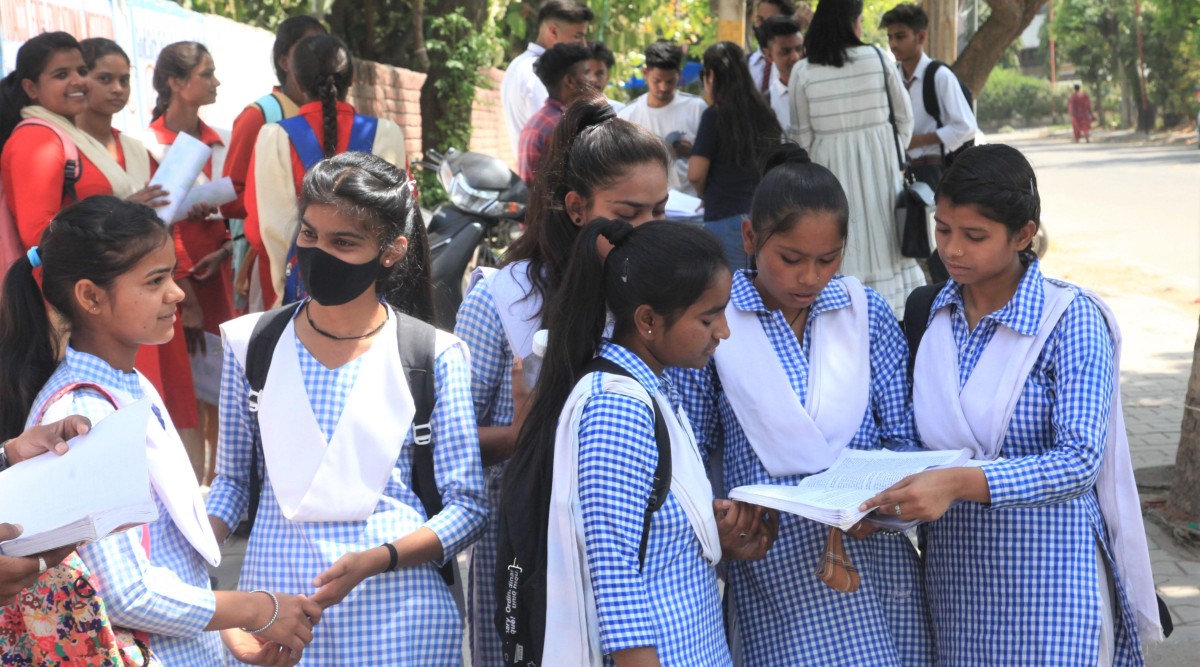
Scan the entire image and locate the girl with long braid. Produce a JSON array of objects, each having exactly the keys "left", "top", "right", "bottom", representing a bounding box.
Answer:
[{"left": 243, "top": 34, "right": 406, "bottom": 308}]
